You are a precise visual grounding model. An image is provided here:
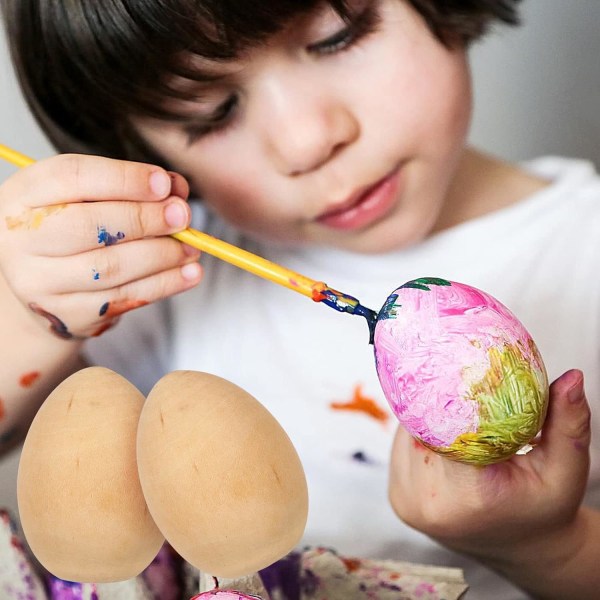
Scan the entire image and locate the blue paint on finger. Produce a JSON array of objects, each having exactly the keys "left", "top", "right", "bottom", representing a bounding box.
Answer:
[
  {"left": 97, "top": 225, "right": 125, "bottom": 246},
  {"left": 92, "top": 269, "right": 100, "bottom": 280}
]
